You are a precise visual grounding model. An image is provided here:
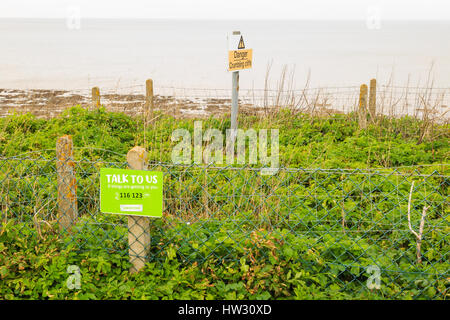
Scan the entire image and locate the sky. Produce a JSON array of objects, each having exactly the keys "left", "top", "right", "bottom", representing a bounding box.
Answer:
[{"left": 0, "top": 0, "right": 449, "bottom": 20}]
